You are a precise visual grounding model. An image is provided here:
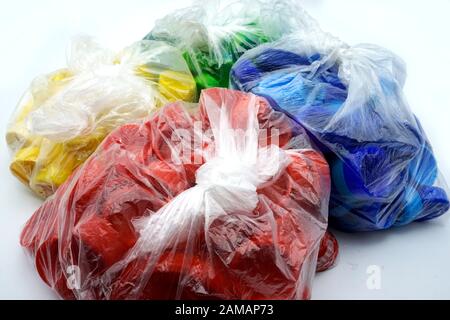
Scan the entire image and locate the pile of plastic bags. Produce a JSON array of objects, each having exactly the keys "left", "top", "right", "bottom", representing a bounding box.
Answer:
[{"left": 7, "top": 0, "right": 449, "bottom": 300}]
